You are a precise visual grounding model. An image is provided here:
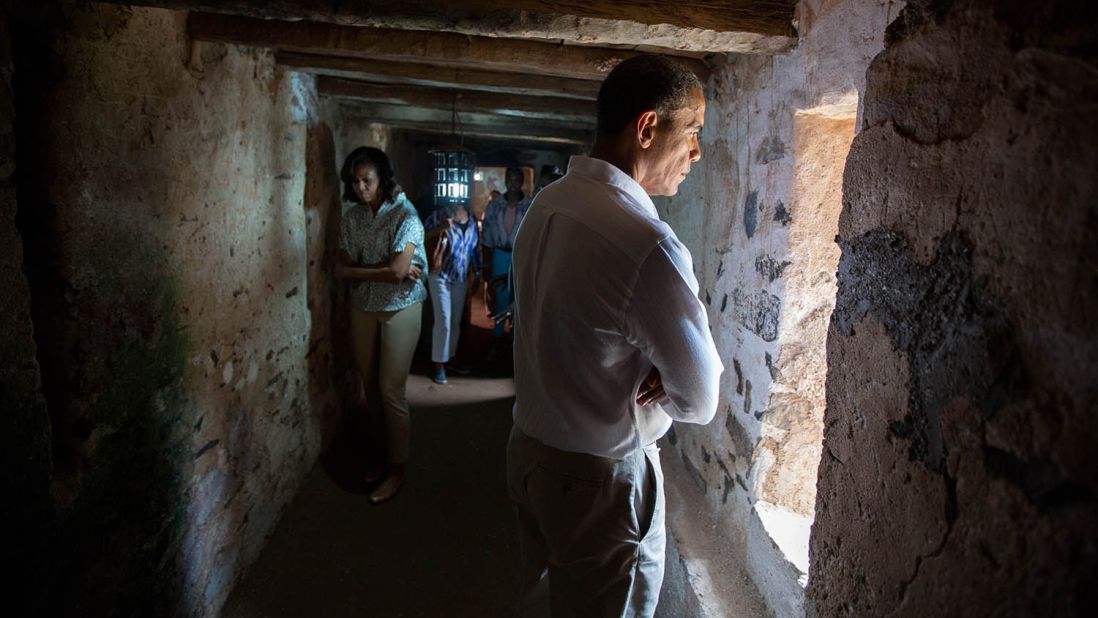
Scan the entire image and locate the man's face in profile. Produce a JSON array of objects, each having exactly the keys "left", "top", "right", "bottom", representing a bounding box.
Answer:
[{"left": 643, "top": 87, "right": 705, "bottom": 197}]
